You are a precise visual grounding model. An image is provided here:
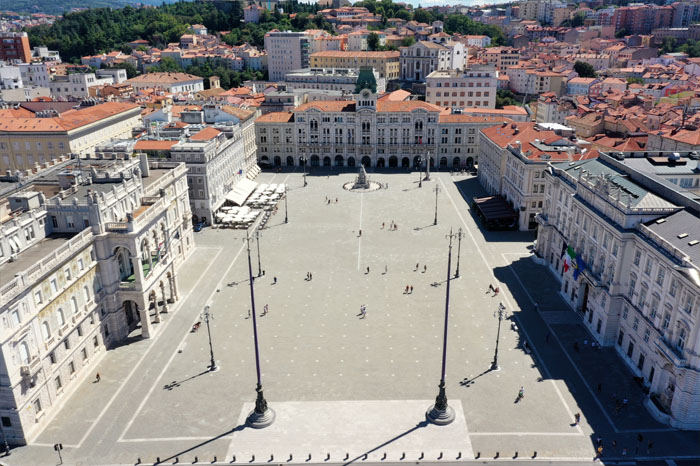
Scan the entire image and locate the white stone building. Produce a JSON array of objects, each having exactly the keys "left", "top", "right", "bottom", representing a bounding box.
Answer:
[
  {"left": 283, "top": 68, "right": 386, "bottom": 93},
  {"left": 126, "top": 72, "right": 204, "bottom": 94},
  {"left": 0, "top": 155, "right": 193, "bottom": 445},
  {"left": 425, "top": 65, "right": 498, "bottom": 109},
  {"left": 400, "top": 41, "right": 453, "bottom": 82},
  {"left": 535, "top": 151, "right": 700, "bottom": 429}
]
